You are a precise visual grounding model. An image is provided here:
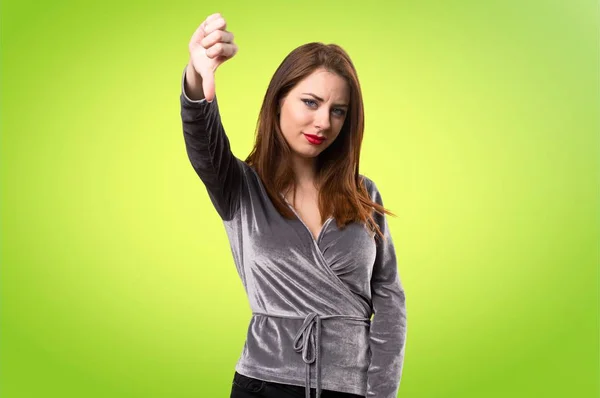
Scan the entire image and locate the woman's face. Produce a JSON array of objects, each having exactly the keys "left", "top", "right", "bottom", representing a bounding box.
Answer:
[{"left": 278, "top": 68, "right": 350, "bottom": 159}]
